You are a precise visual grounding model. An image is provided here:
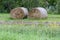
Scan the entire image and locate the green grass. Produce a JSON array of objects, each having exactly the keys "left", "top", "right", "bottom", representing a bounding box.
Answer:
[
  {"left": 0, "top": 13, "right": 60, "bottom": 22},
  {"left": 0, "top": 13, "right": 60, "bottom": 40},
  {"left": 0, "top": 24, "right": 60, "bottom": 40}
]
